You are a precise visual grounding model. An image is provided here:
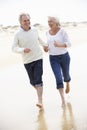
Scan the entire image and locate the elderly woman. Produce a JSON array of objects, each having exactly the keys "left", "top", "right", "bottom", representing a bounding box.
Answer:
[{"left": 46, "top": 16, "right": 71, "bottom": 107}]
